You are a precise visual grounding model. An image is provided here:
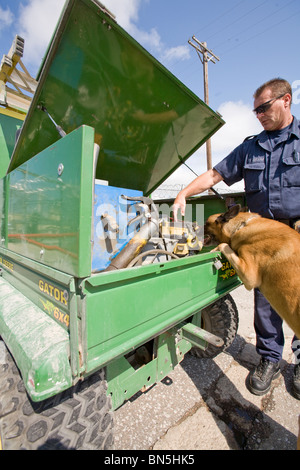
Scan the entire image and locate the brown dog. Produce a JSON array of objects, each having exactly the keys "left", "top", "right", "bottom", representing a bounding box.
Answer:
[
  {"left": 205, "top": 204, "right": 300, "bottom": 449},
  {"left": 205, "top": 204, "right": 300, "bottom": 338}
]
